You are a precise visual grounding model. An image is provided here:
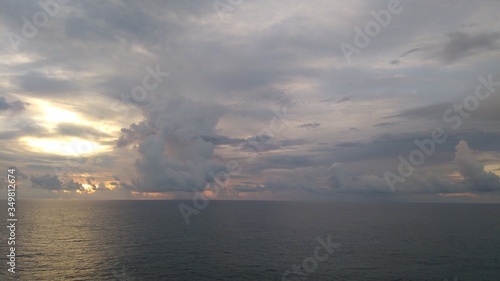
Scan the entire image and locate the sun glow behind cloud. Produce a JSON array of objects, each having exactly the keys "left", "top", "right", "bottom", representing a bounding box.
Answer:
[
  {"left": 13, "top": 98, "right": 119, "bottom": 157},
  {"left": 20, "top": 137, "right": 108, "bottom": 156},
  {"left": 39, "top": 101, "right": 87, "bottom": 127},
  {"left": 81, "top": 184, "right": 96, "bottom": 194}
]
